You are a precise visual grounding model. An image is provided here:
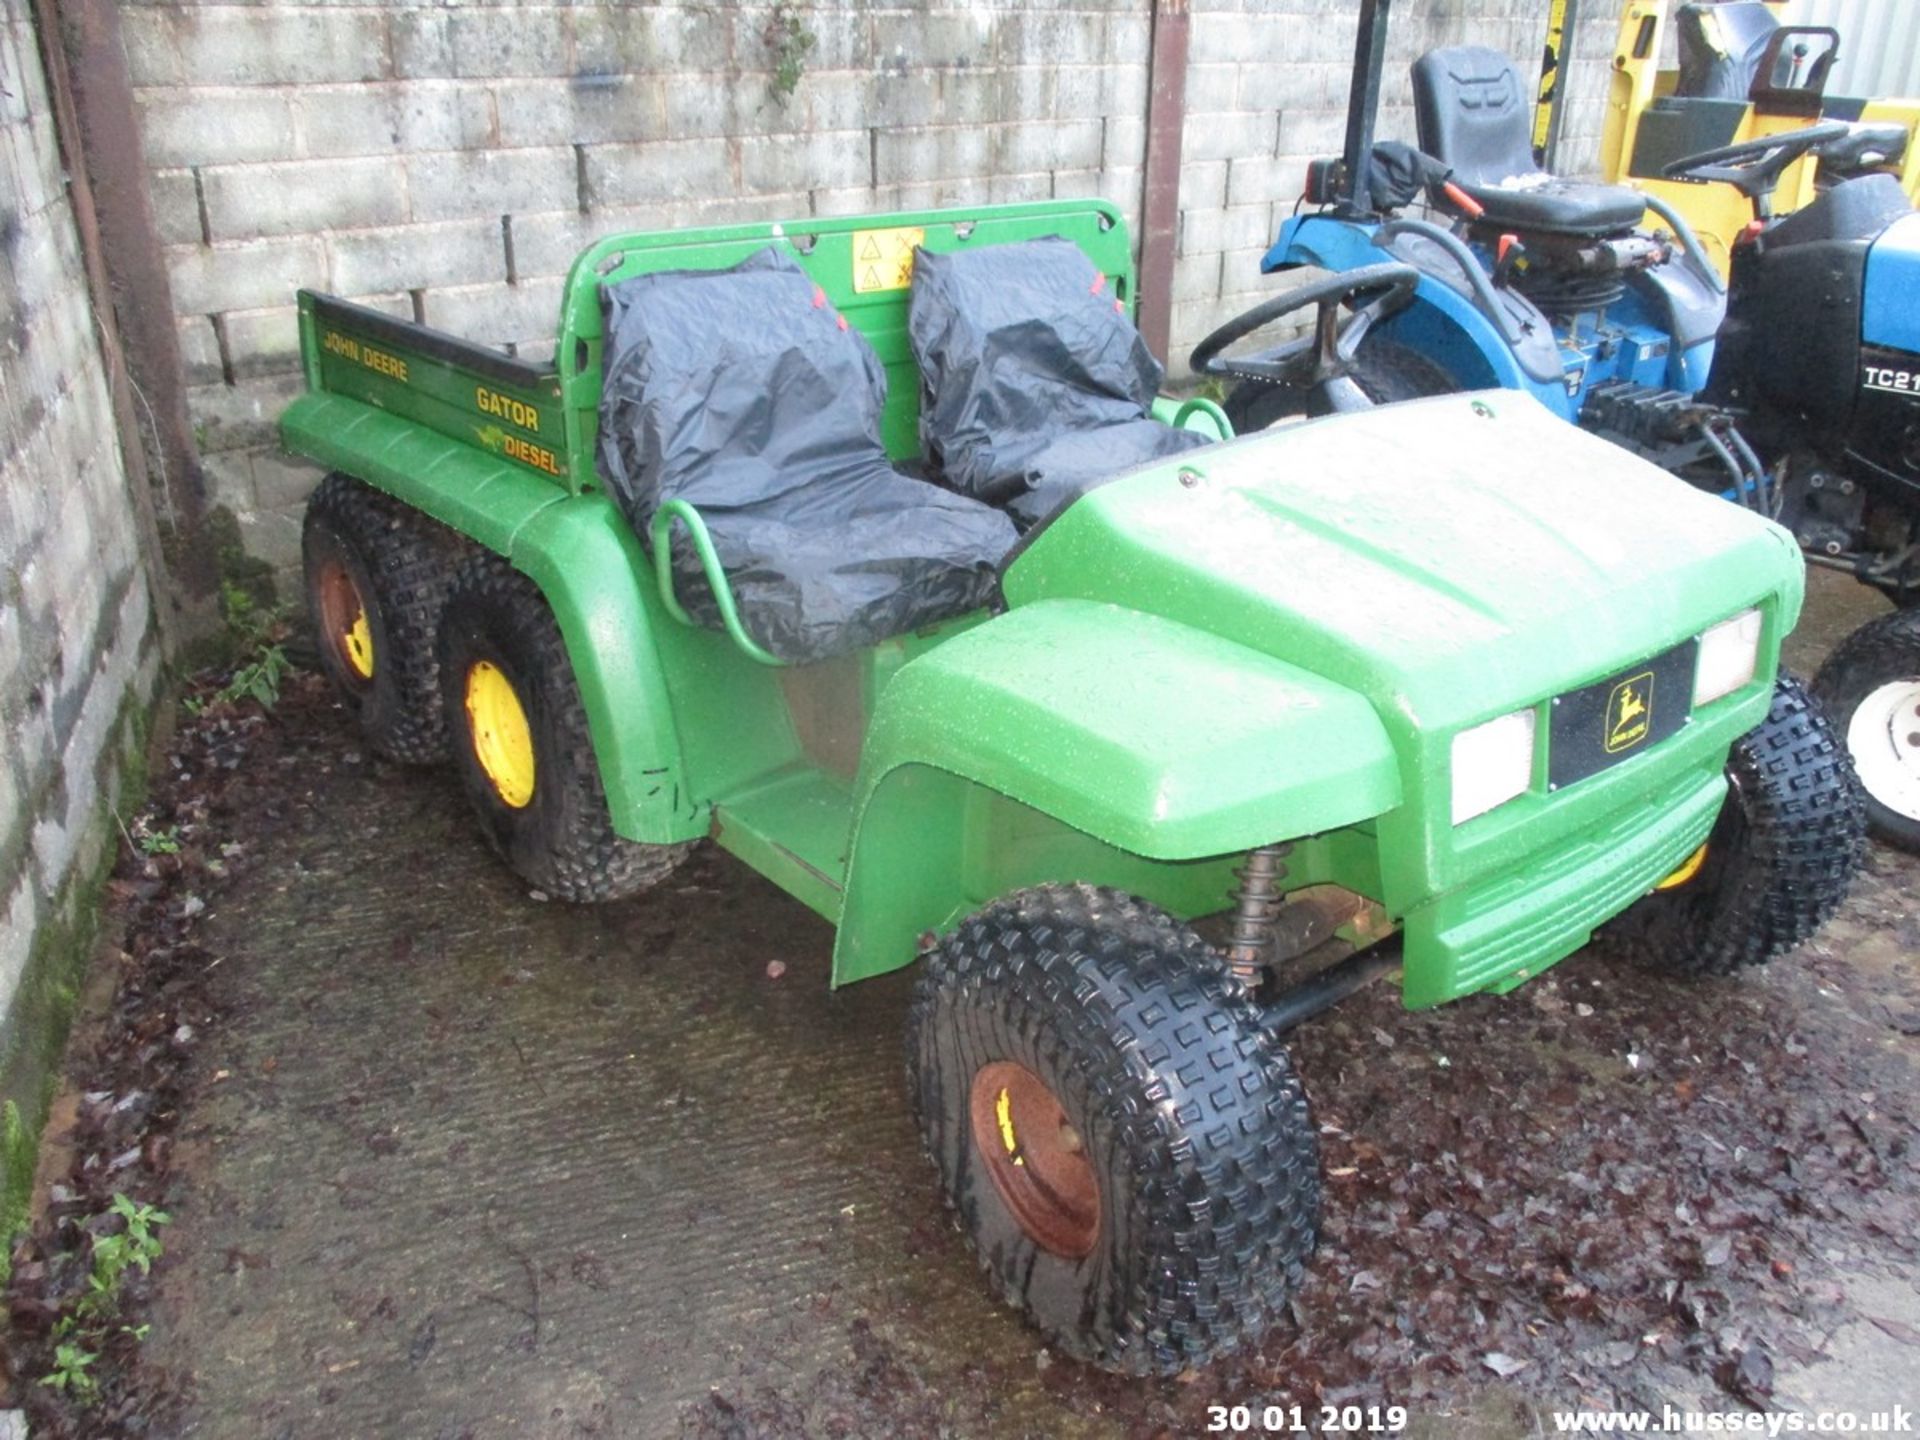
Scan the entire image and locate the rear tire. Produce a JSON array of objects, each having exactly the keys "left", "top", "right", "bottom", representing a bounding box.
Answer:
[
  {"left": 302, "top": 473, "right": 461, "bottom": 763},
  {"left": 1812, "top": 608, "right": 1920, "bottom": 852},
  {"left": 437, "top": 552, "right": 694, "bottom": 903},
  {"left": 906, "top": 884, "right": 1319, "bottom": 1375},
  {"left": 1602, "top": 676, "right": 1865, "bottom": 975},
  {"left": 1223, "top": 339, "right": 1457, "bottom": 432}
]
